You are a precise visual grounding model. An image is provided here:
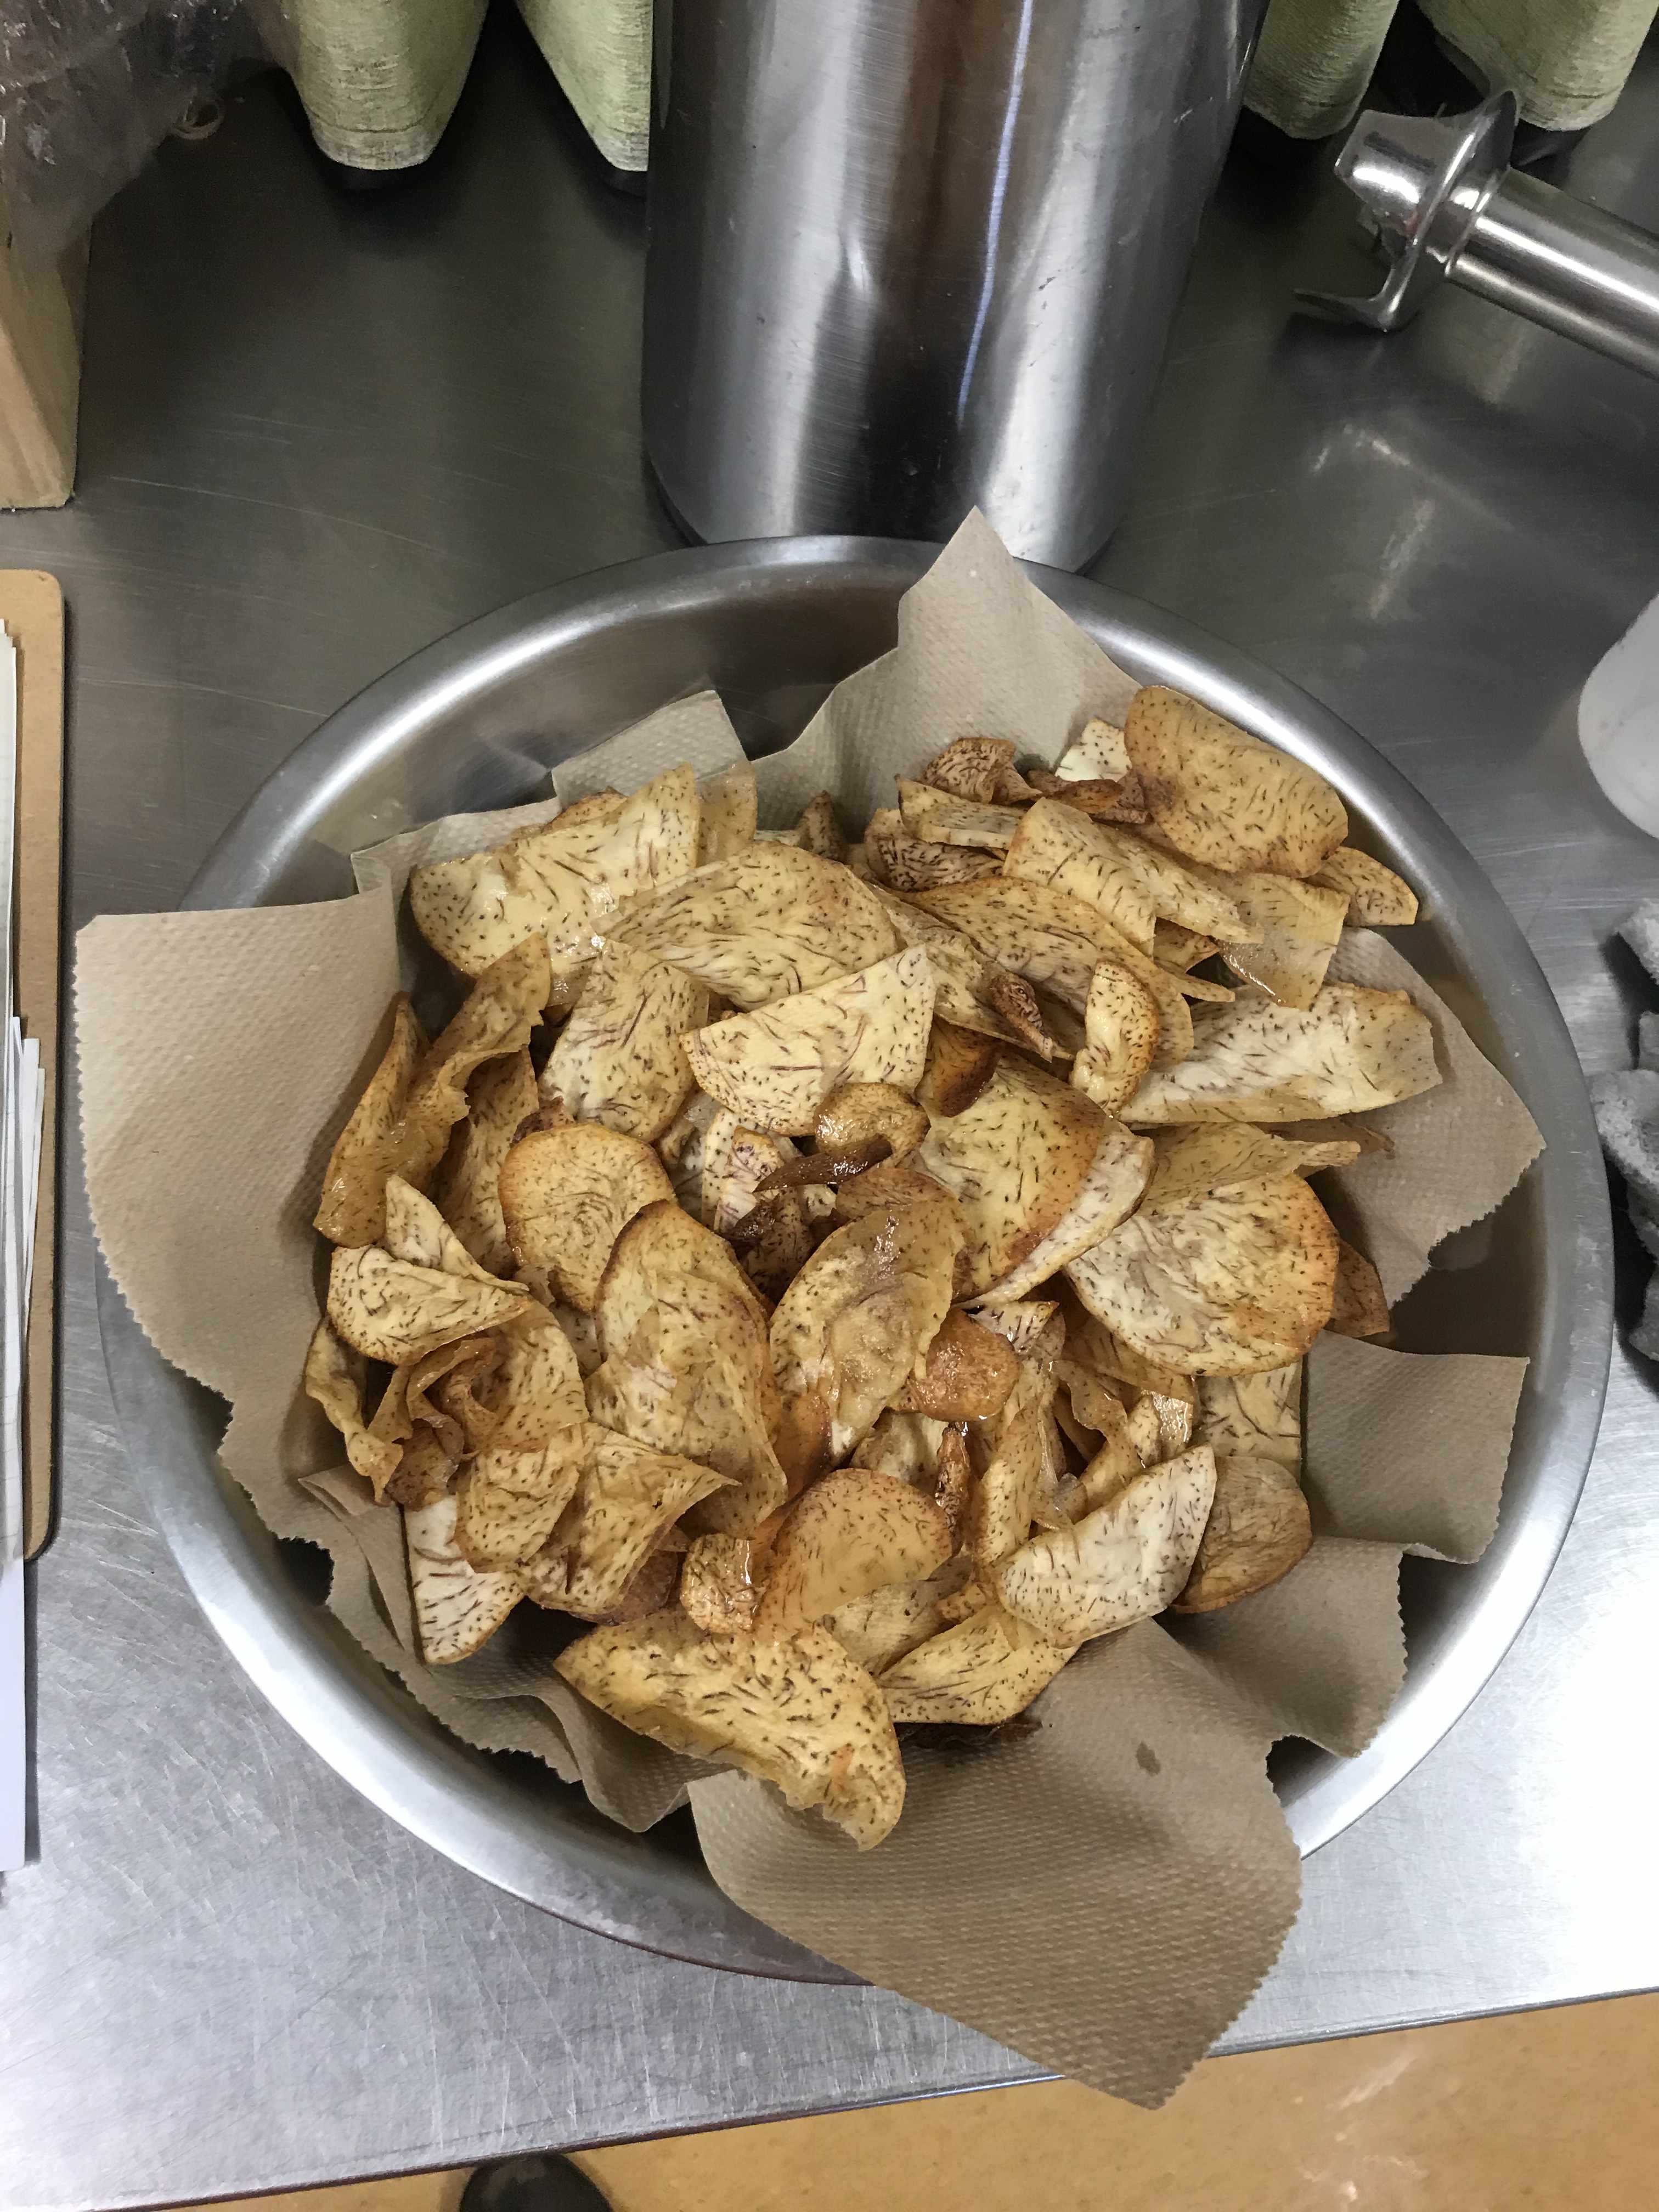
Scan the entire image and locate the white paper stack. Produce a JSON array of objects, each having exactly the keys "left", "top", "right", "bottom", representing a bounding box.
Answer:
[{"left": 0, "top": 623, "right": 43, "bottom": 1875}]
